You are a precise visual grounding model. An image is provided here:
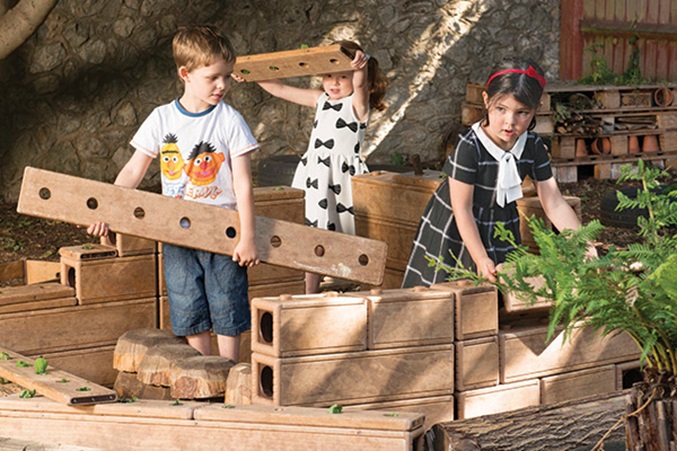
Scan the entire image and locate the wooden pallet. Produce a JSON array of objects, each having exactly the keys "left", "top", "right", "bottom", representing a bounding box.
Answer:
[
  {"left": 234, "top": 44, "right": 354, "bottom": 82},
  {"left": 17, "top": 167, "right": 387, "bottom": 285}
]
